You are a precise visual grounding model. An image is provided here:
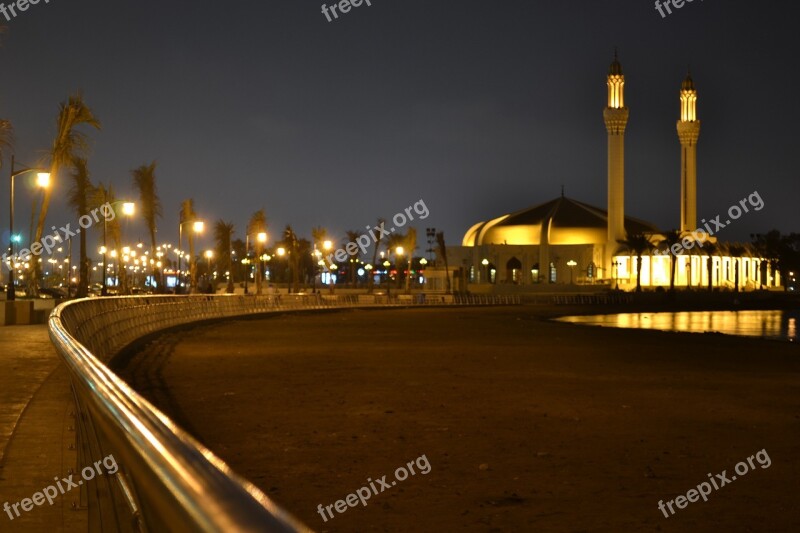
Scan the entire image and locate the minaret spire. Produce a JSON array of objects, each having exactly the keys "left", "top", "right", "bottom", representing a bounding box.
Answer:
[
  {"left": 603, "top": 50, "right": 630, "bottom": 277},
  {"left": 677, "top": 70, "right": 700, "bottom": 232}
]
